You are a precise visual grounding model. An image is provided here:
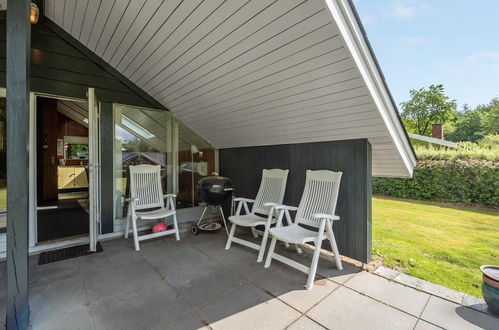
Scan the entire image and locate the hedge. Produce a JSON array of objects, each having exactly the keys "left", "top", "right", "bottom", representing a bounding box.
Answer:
[{"left": 373, "top": 159, "right": 499, "bottom": 207}]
